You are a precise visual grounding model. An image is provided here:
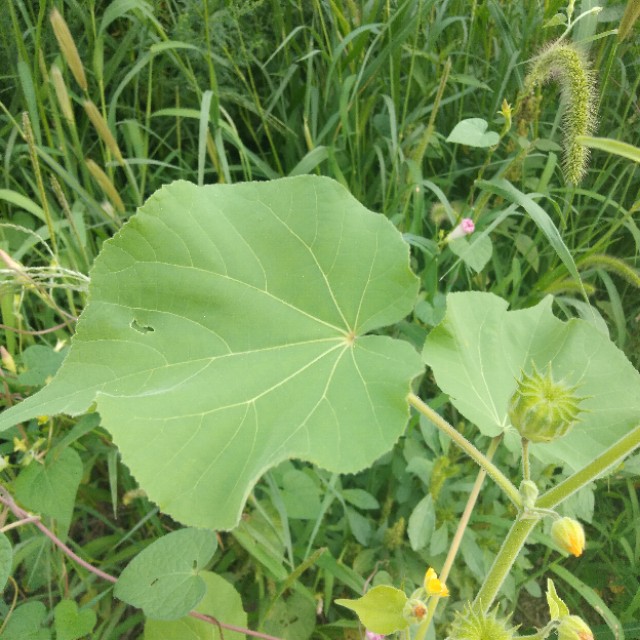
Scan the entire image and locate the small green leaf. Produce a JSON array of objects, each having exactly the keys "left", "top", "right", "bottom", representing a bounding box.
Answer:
[
  {"left": 13, "top": 447, "right": 82, "bottom": 537},
  {"left": 144, "top": 571, "right": 247, "bottom": 640},
  {"left": 544, "top": 13, "right": 568, "bottom": 28},
  {"left": 114, "top": 528, "right": 218, "bottom": 620},
  {"left": 341, "top": 488, "right": 379, "bottom": 510},
  {"left": 2, "top": 601, "right": 51, "bottom": 640},
  {"left": 448, "top": 235, "right": 493, "bottom": 272},
  {"left": 546, "top": 578, "right": 570, "bottom": 620},
  {"left": 280, "top": 469, "right": 321, "bottom": 520},
  {"left": 408, "top": 494, "right": 435, "bottom": 551},
  {"left": 54, "top": 600, "right": 97, "bottom": 640},
  {"left": 263, "top": 591, "right": 316, "bottom": 640},
  {"left": 336, "top": 585, "right": 409, "bottom": 635},
  {"left": 17, "top": 345, "right": 67, "bottom": 386},
  {"left": 446, "top": 118, "right": 500, "bottom": 148},
  {"left": 0, "top": 532, "right": 13, "bottom": 591}
]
